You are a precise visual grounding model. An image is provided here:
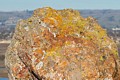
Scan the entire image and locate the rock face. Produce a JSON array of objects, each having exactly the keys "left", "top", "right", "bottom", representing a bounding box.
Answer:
[{"left": 5, "top": 7, "right": 120, "bottom": 80}]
